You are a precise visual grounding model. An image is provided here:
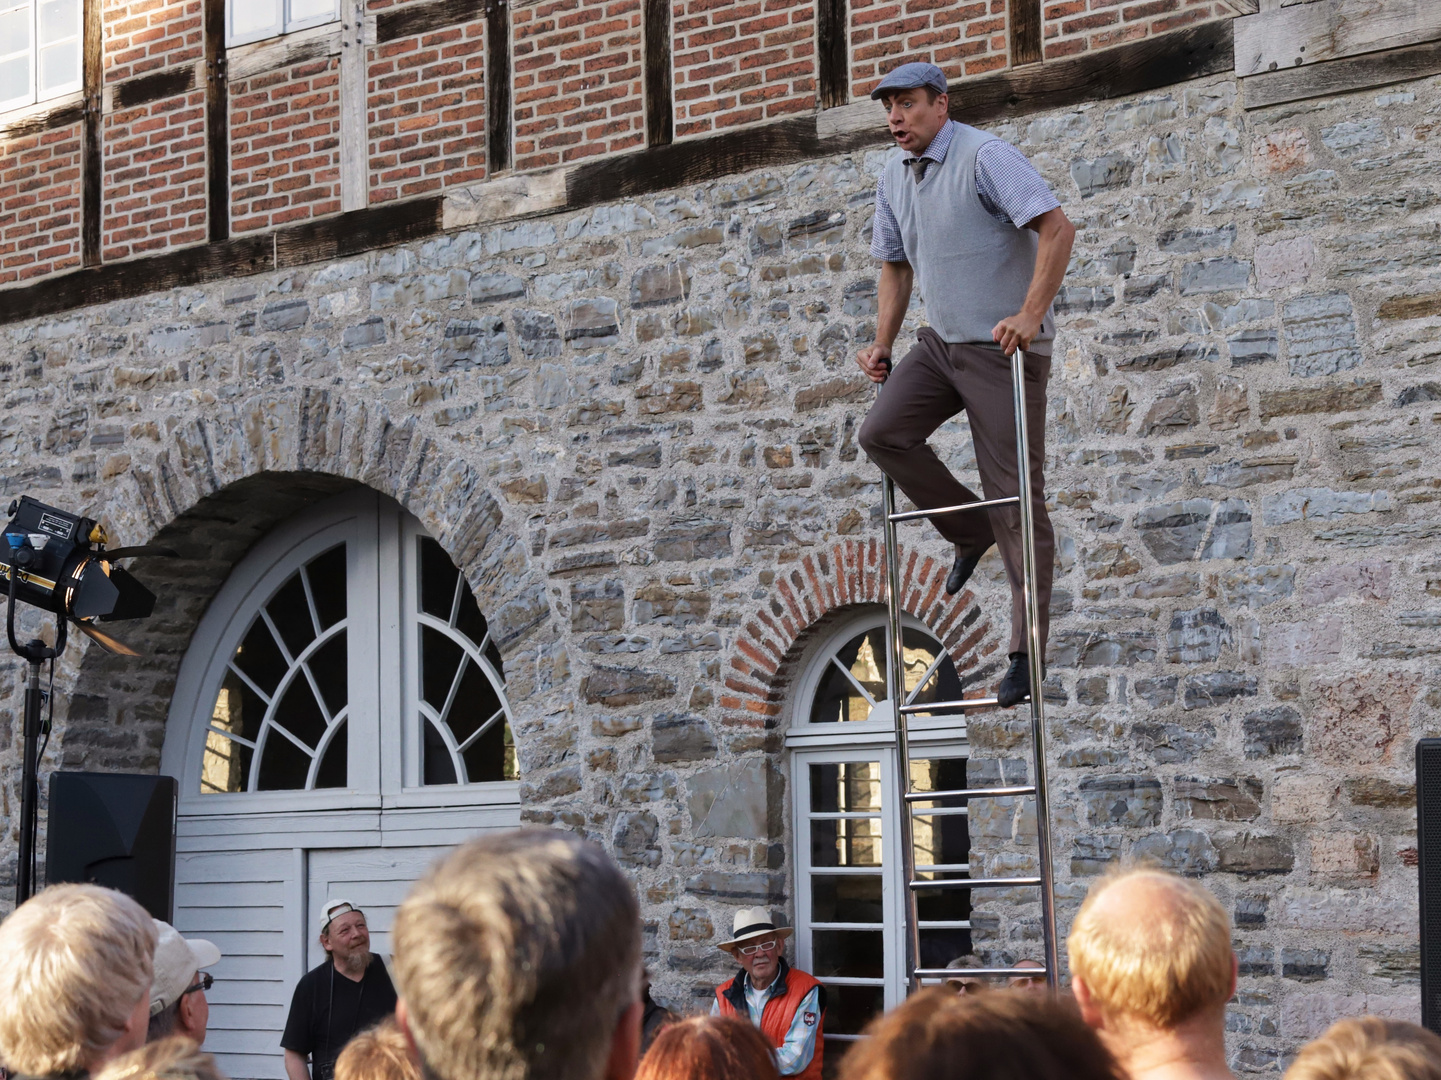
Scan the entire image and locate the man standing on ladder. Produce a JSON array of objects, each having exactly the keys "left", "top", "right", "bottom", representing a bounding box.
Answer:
[{"left": 855, "top": 62, "right": 1076, "bottom": 708}]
